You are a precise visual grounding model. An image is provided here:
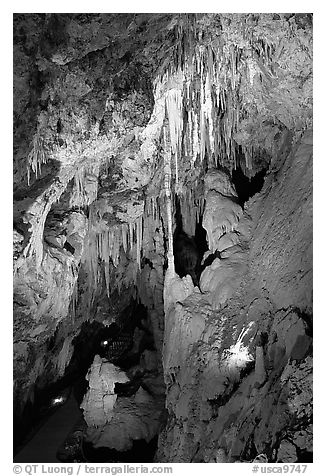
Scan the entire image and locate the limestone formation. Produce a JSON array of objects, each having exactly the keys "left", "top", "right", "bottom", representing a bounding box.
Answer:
[
  {"left": 13, "top": 13, "right": 313, "bottom": 463},
  {"left": 80, "top": 355, "right": 130, "bottom": 427}
]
